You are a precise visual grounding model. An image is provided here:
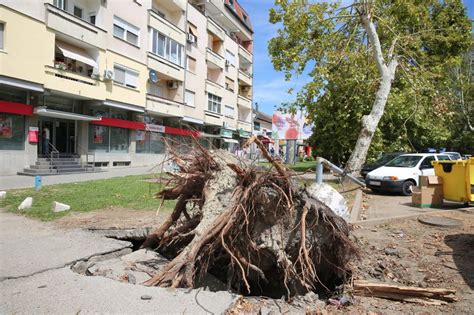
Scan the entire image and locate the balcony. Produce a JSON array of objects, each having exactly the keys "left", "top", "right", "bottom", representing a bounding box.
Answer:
[
  {"left": 239, "top": 45, "right": 252, "bottom": 63},
  {"left": 148, "top": 10, "right": 186, "bottom": 45},
  {"left": 237, "top": 95, "right": 251, "bottom": 109},
  {"left": 146, "top": 94, "right": 184, "bottom": 117},
  {"left": 148, "top": 53, "right": 185, "bottom": 82},
  {"left": 155, "top": 0, "right": 187, "bottom": 13},
  {"left": 44, "top": 65, "right": 104, "bottom": 100},
  {"left": 238, "top": 69, "right": 252, "bottom": 86},
  {"left": 237, "top": 120, "right": 252, "bottom": 132},
  {"left": 204, "top": 111, "right": 223, "bottom": 126},
  {"left": 206, "top": 49, "right": 225, "bottom": 70},
  {"left": 206, "top": 79, "right": 224, "bottom": 97},
  {"left": 207, "top": 18, "right": 225, "bottom": 41},
  {"left": 45, "top": 3, "right": 107, "bottom": 49}
]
